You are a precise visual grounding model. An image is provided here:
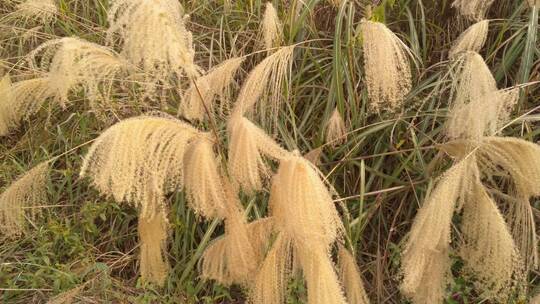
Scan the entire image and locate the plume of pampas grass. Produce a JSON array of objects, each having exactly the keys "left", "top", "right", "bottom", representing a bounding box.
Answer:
[
  {"left": 359, "top": 20, "right": 412, "bottom": 112},
  {"left": 446, "top": 52, "right": 500, "bottom": 140},
  {"left": 401, "top": 159, "right": 470, "bottom": 304},
  {"left": 106, "top": 0, "right": 199, "bottom": 94},
  {"left": 0, "top": 162, "right": 48, "bottom": 237},
  {"left": 477, "top": 137, "right": 540, "bottom": 270},
  {"left": 337, "top": 245, "right": 370, "bottom": 304},
  {"left": 180, "top": 57, "right": 244, "bottom": 121},
  {"left": 460, "top": 175, "right": 523, "bottom": 301},
  {"left": 261, "top": 2, "right": 282, "bottom": 52},
  {"left": 232, "top": 45, "right": 294, "bottom": 124},
  {"left": 449, "top": 20, "right": 489, "bottom": 59},
  {"left": 2, "top": 76, "right": 53, "bottom": 134},
  {"left": 325, "top": 108, "right": 347, "bottom": 146},
  {"left": 227, "top": 115, "right": 288, "bottom": 193},
  {"left": 250, "top": 154, "right": 357, "bottom": 304},
  {"left": 12, "top": 0, "right": 57, "bottom": 23},
  {"left": 183, "top": 135, "right": 229, "bottom": 219},
  {"left": 28, "top": 37, "right": 128, "bottom": 107},
  {"left": 138, "top": 210, "right": 170, "bottom": 285},
  {"left": 0, "top": 75, "right": 15, "bottom": 136},
  {"left": 80, "top": 116, "right": 201, "bottom": 219},
  {"left": 452, "top": 0, "right": 495, "bottom": 21},
  {"left": 200, "top": 217, "right": 274, "bottom": 286},
  {"left": 250, "top": 234, "right": 294, "bottom": 304},
  {"left": 269, "top": 154, "right": 343, "bottom": 245},
  {"left": 447, "top": 88, "right": 518, "bottom": 140}
]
